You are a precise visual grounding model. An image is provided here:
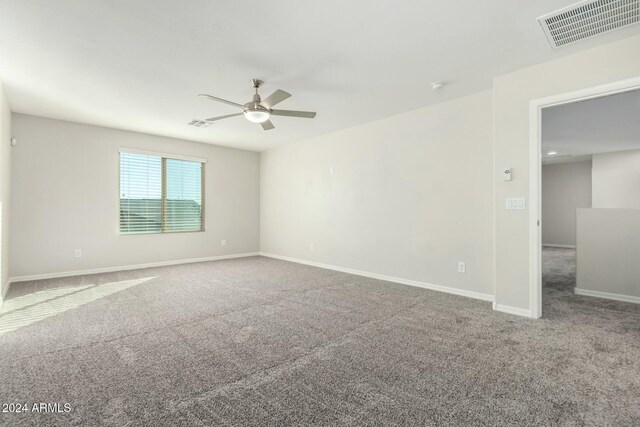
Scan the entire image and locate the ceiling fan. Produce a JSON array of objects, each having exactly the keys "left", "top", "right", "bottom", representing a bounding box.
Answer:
[{"left": 198, "top": 79, "right": 316, "bottom": 131}]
